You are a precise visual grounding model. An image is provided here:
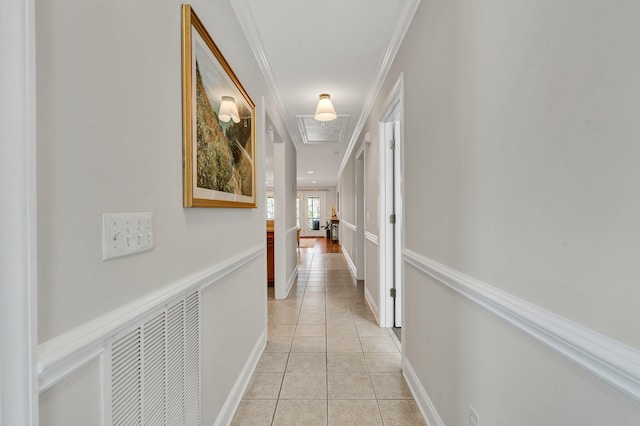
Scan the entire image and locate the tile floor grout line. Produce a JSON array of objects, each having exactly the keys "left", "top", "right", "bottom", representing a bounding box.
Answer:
[{"left": 236, "top": 251, "right": 422, "bottom": 424}]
